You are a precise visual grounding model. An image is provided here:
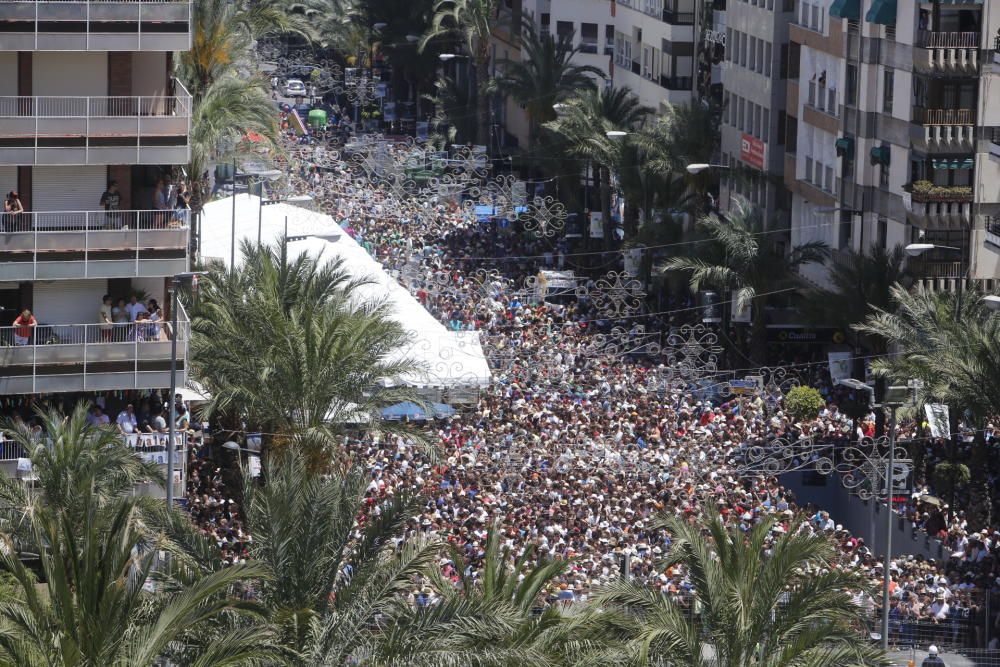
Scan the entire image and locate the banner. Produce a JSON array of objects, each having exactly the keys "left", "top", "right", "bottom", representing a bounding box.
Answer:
[
  {"left": 589, "top": 211, "right": 604, "bottom": 239},
  {"left": 729, "top": 379, "right": 759, "bottom": 395},
  {"left": 740, "top": 133, "right": 766, "bottom": 170},
  {"left": 924, "top": 403, "right": 950, "bottom": 439},
  {"left": 827, "top": 351, "right": 853, "bottom": 383}
]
